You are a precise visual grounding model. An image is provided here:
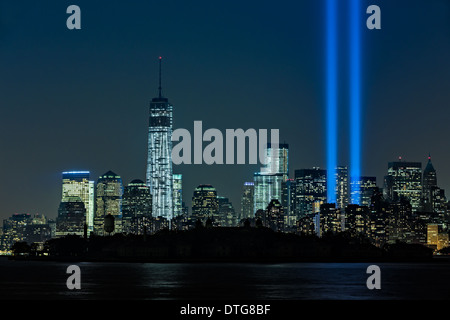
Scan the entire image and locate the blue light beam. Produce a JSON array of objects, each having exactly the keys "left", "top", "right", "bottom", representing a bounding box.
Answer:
[
  {"left": 326, "top": 0, "right": 338, "bottom": 204},
  {"left": 350, "top": 0, "right": 361, "bottom": 205}
]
